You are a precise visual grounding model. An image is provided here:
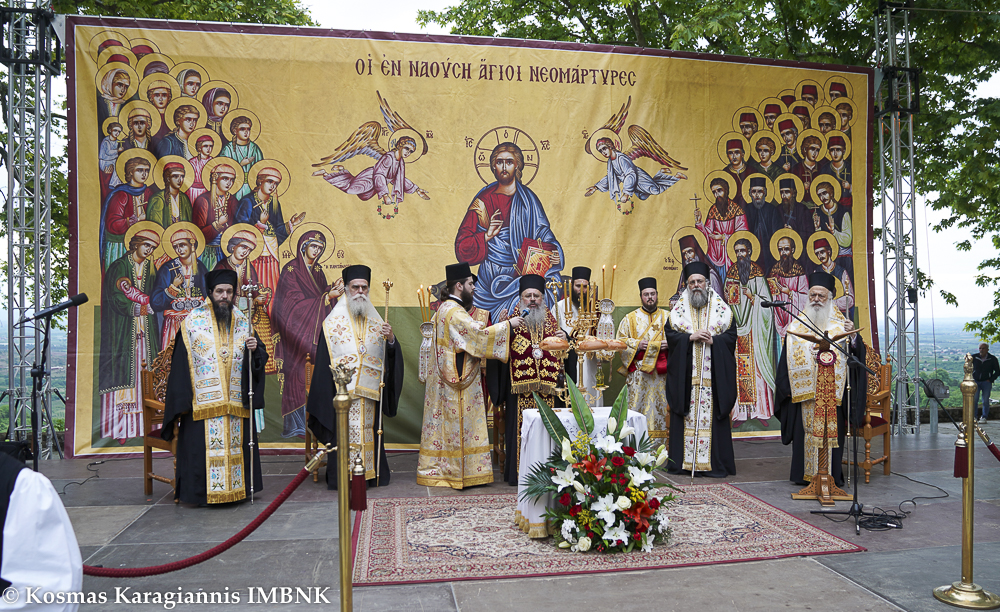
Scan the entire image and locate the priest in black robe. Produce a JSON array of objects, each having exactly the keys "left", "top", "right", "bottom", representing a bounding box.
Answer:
[
  {"left": 774, "top": 271, "right": 866, "bottom": 487},
  {"left": 162, "top": 269, "right": 268, "bottom": 505},
  {"left": 487, "top": 274, "right": 561, "bottom": 485},
  {"left": 664, "top": 261, "right": 738, "bottom": 478},
  {"left": 306, "top": 265, "right": 403, "bottom": 490}
]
